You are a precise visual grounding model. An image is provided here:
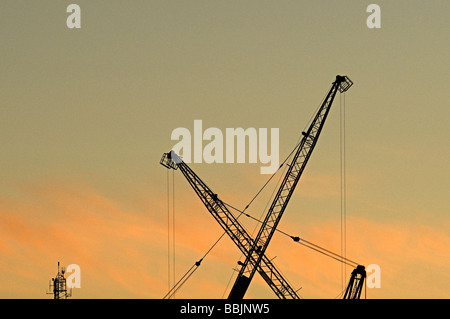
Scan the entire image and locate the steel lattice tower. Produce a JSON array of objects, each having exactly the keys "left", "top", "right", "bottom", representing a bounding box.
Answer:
[{"left": 47, "top": 262, "right": 72, "bottom": 299}]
